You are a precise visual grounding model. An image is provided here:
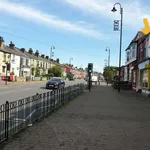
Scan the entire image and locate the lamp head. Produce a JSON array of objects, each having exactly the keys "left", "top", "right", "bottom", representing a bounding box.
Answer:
[{"left": 111, "top": 6, "right": 117, "bottom": 12}]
